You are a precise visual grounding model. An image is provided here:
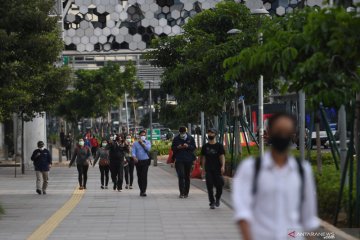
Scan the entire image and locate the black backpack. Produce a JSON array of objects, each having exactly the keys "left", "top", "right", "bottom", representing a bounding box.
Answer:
[{"left": 252, "top": 156, "right": 305, "bottom": 204}]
